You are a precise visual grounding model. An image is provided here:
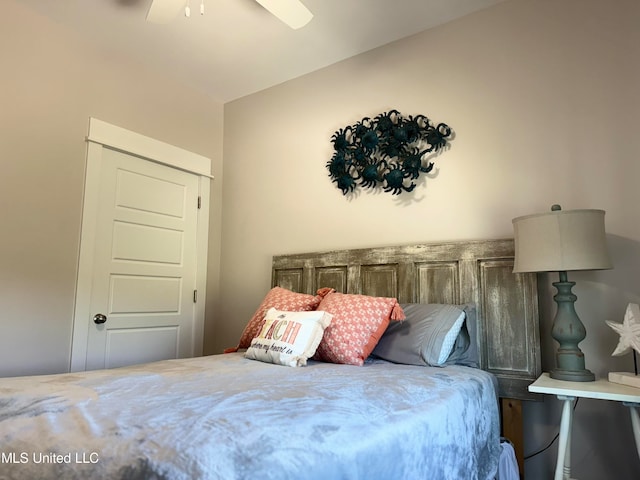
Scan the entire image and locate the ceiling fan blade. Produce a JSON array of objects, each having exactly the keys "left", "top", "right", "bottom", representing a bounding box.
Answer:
[
  {"left": 146, "top": 0, "right": 185, "bottom": 24},
  {"left": 254, "top": 0, "right": 313, "bottom": 29}
]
